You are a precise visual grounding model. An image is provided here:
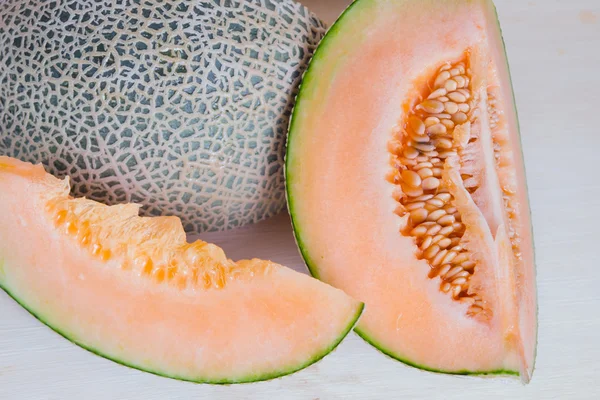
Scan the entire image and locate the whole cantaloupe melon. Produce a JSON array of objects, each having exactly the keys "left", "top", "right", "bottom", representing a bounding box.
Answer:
[{"left": 0, "top": 0, "right": 325, "bottom": 233}]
